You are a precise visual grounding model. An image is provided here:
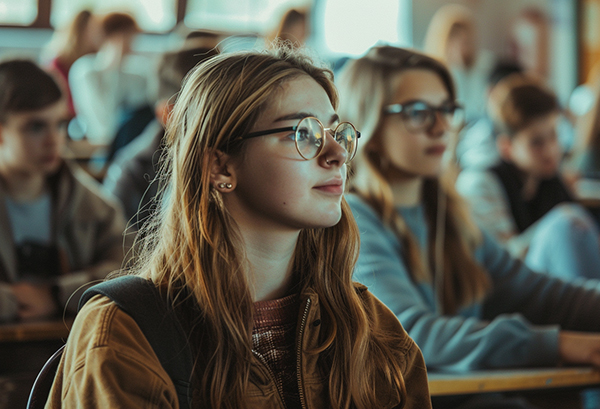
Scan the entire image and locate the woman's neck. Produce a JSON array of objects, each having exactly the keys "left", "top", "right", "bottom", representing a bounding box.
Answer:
[
  {"left": 239, "top": 228, "right": 299, "bottom": 302},
  {"left": 390, "top": 176, "right": 423, "bottom": 207}
]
